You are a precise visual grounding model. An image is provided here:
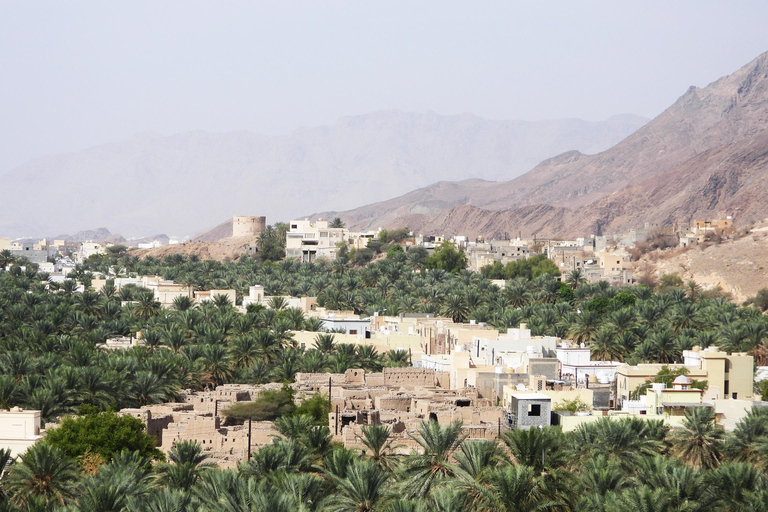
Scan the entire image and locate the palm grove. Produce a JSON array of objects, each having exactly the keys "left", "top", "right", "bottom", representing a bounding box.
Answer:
[{"left": 1, "top": 238, "right": 768, "bottom": 510}]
